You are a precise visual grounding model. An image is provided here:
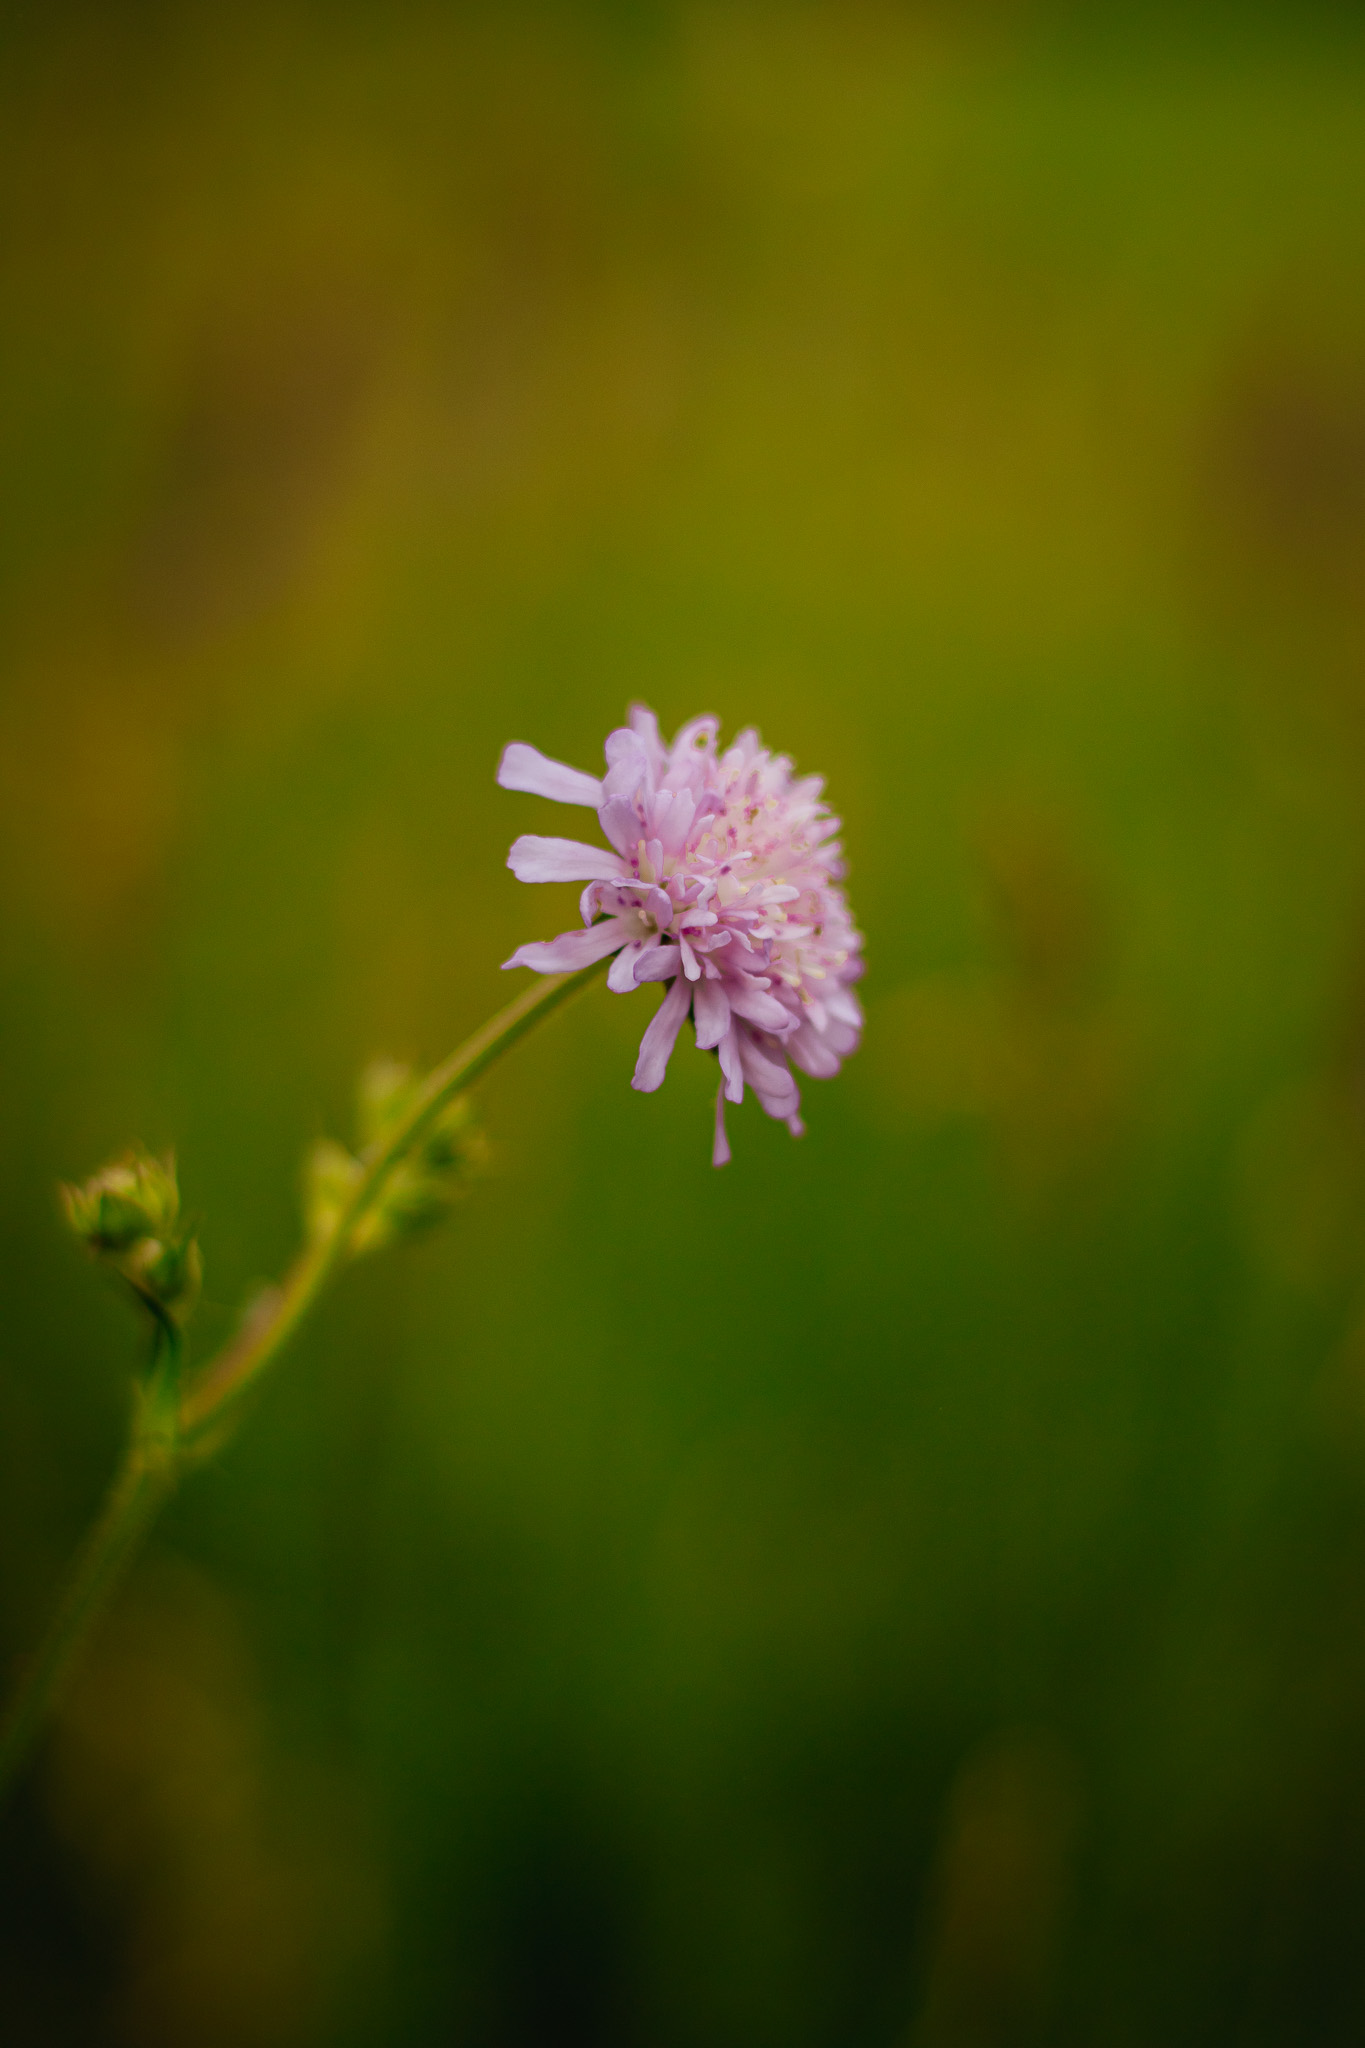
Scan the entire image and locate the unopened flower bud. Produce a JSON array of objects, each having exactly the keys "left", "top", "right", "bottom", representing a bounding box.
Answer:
[
  {"left": 62, "top": 1150, "right": 180, "bottom": 1253},
  {"left": 303, "top": 1138, "right": 363, "bottom": 1244},
  {"left": 348, "top": 1094, "right": 488, "bottom": 1258},
  {"left": 127, "top": 1233, "right": 203, "bottom": 1321},
  {"left": 350, "top": 1163, "right": 452, "bottom": 1254},
  {"left": 356, "top": 1059, "right": 420, "bottom": 1148},
  {"left": 418, "top": 1093, "right": 480, "bottom": 1173},
  {"left": 309, "top": 1072, "right": 489, "bottom": 1261},
  {"left": 61, "top": 1148, "right": 201, "bottom": 1328}
]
